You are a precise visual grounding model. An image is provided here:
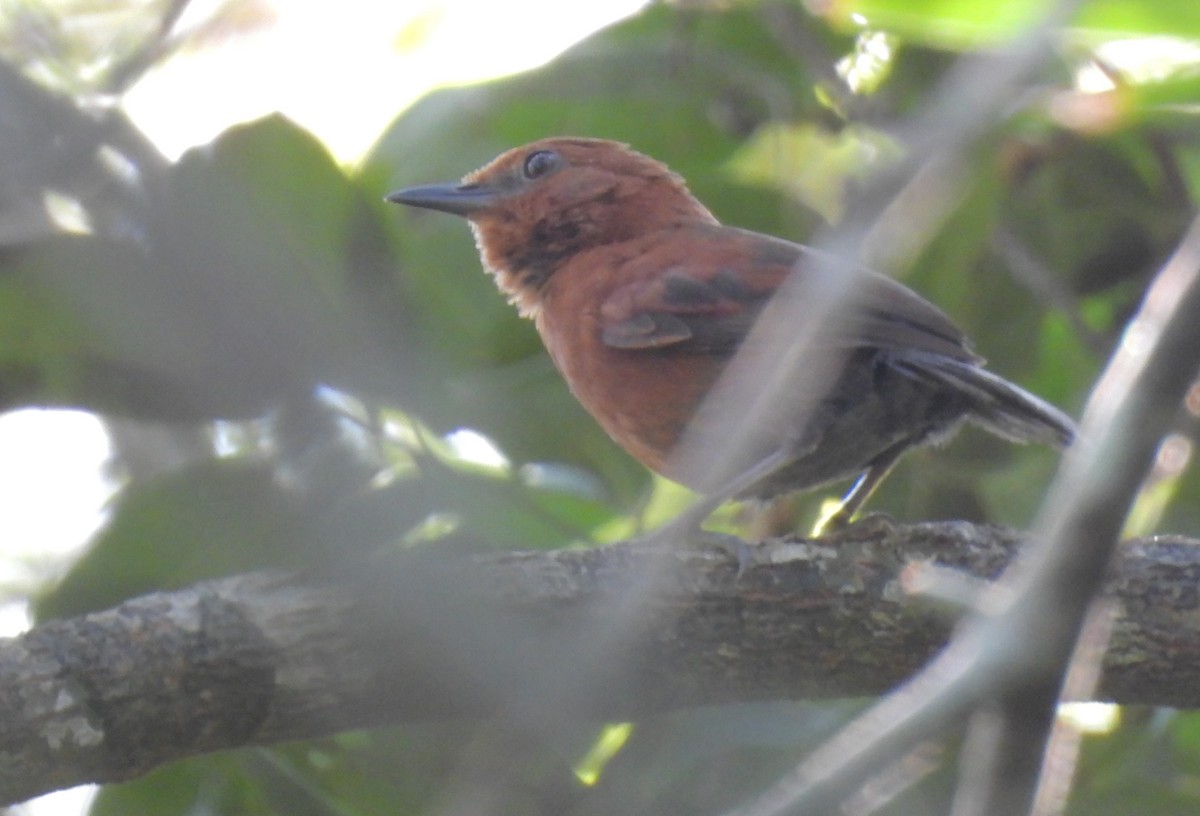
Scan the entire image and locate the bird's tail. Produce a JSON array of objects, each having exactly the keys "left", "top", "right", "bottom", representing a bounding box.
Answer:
[{"left": 893, "top": 353, "right": 1076, "bottom": 448}]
